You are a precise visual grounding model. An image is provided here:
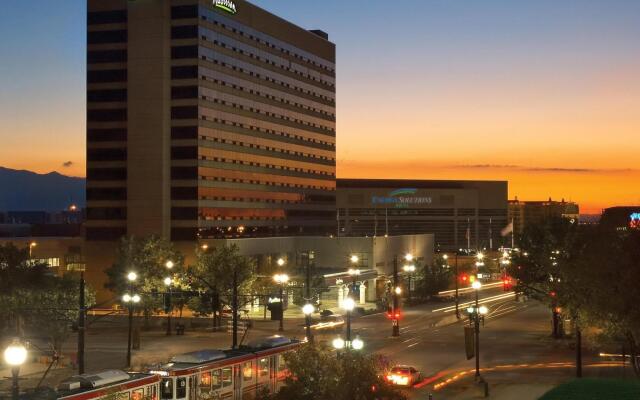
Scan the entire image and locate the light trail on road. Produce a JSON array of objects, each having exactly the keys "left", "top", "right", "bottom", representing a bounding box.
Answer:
[
  {"left": 431, "top": 292, "right": 515, "bottom": 313},
  {"left": 429, "top": 361, "right": 626, "bottom": 391},
  {"left": 438, "top": 281, "right": 504, "bottom": 296}
]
